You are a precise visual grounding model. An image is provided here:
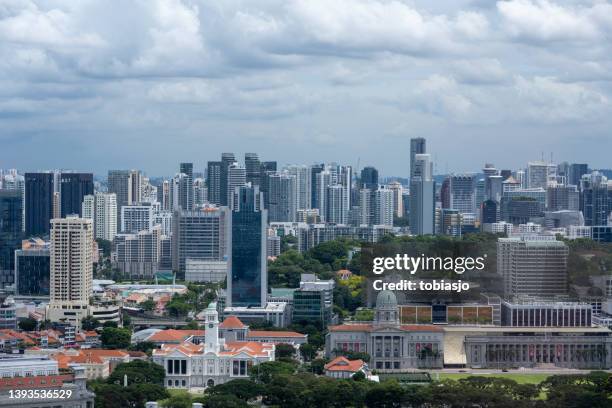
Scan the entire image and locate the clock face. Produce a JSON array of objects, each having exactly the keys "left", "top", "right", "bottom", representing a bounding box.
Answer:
[{"left": 209, "top": 324, "right": 214, "bottom": 329}]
